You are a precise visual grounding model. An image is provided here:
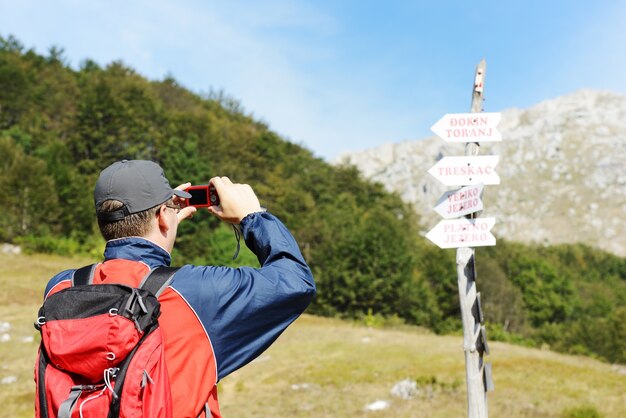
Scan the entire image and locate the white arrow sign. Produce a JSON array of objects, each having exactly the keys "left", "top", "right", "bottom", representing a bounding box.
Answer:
[
  {"left": 433, "top": 183, "right": 484, "bottom": 219},
  {"left": 431, "top": 112, "right": 502, "bottom": 143},
  {"left": 428, "top": 155, "right": 500, "bottom": 186},
  {"left": 426, "top": 217, "right": 496, "bottom": 249}
]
